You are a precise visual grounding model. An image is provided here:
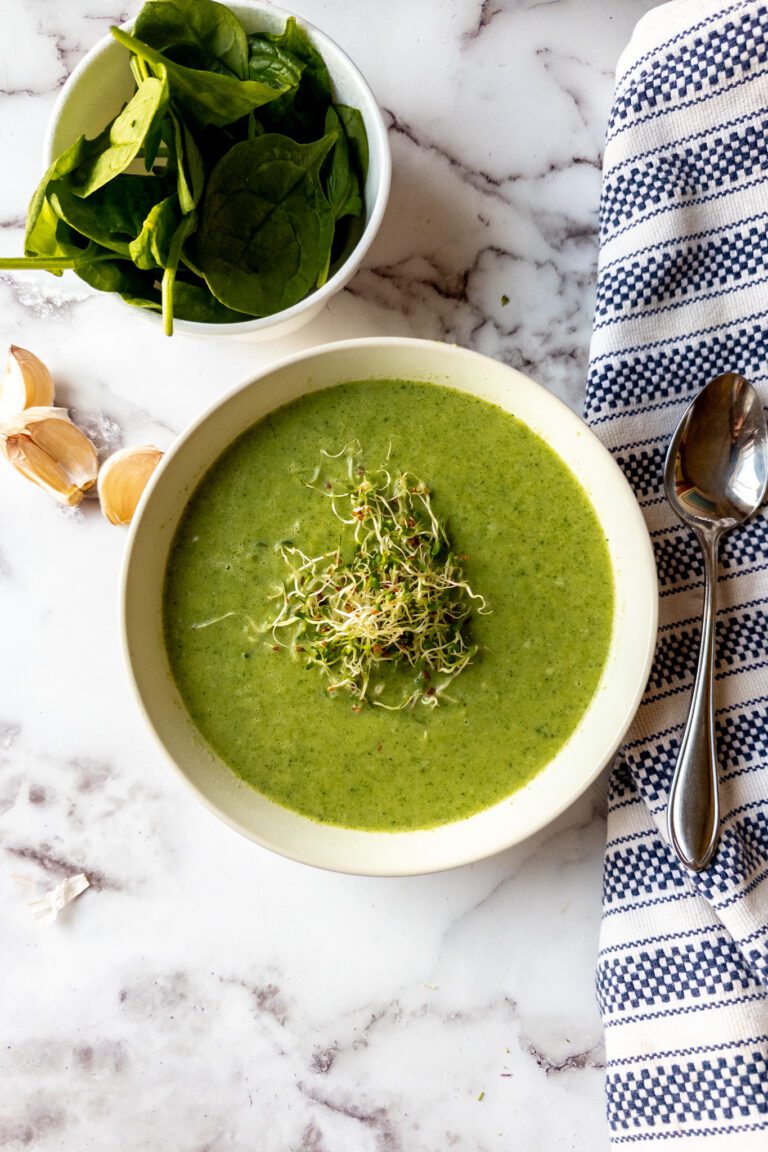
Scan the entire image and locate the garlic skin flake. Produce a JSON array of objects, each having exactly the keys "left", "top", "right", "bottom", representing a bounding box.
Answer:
[
  {"left": 0, "top": 346, "right": 55, "bottom": 418},
  {"left": 98, "top": 444, "right": 163, "bottom": 525},
  {"left": 13, "top": 872, "right": 90, "bottom": 924},
  {"left": 0, "top": 407, "right": 99, "bottom": 505}
]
